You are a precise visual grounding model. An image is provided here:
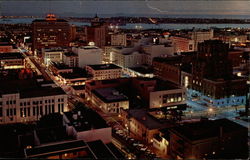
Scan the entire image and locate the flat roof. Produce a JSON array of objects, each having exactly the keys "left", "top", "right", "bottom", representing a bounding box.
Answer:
[
  {"left": 52, "top": 62, "right": 72, "bottom": 70},
  {"left": 170, "top": 118, "right": 248, "bottom": 141},
  {"left": 0, "top": 52, "right": 24, "bottom": 60},
  {"left": 25, "top": 140, "right": 87, "bottom": 158},
  {"left": 86, "top": 140, "right": 117, "bottom": 159},
  {"left": 59, "top": 69, "right": 89, "bottom": 79},
  {"left": 92, "top": 88, "right": 128, "bottom": 103},
  {"left": 87, "top": 64, "right": 121, "bottom": 70},
  {"left": 64, "top": 109, "right": 108, "bottom": 132},
  {"left": 154, "top": 79, "right": 181, "bottom": 91},
  {"left": 129, "top": 67, "right": 153, "bottom": 74},
  {"left": 79, "top": 46, "right": 99, "bottom": 50},
  {"left": 64, "top": 51, "right": 77, "bottom": 57},
  {"left": 0, "top": 78, "right": 66, "bottom": 98},
  {"left": 127, "top": 109, "right": 173, "bottom": 130}
]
